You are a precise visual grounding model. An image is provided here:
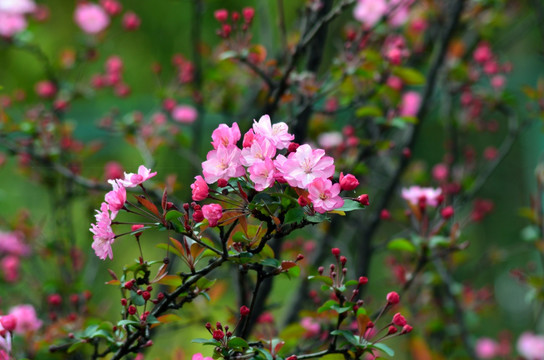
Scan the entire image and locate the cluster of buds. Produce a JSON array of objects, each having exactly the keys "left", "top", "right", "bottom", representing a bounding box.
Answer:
[
  {"left": 91, "top": 55, "right": 131, "bottom": 98},
  {"left": 214, "top": 7, "right": 255, "bottom": 38}
]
